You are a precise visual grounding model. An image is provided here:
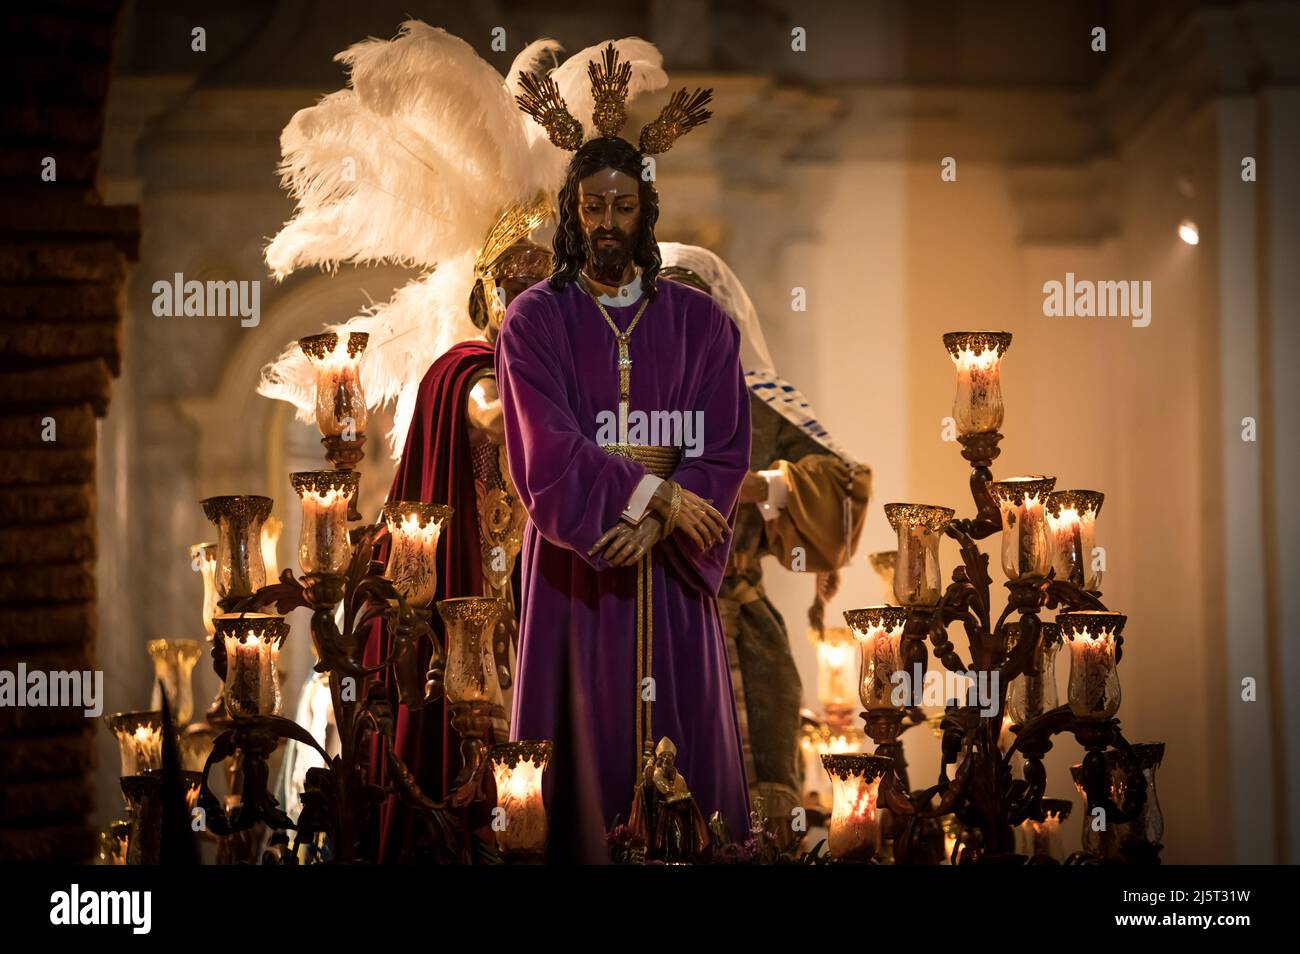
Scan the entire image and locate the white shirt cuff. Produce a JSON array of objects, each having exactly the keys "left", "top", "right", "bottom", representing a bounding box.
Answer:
[
  {"left": 755, "top": 468, "right": 788, "bottom": 521},
  {"left": 621, "top": 475, "right": 665, "bottom": 524}
]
